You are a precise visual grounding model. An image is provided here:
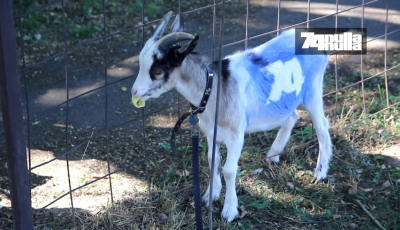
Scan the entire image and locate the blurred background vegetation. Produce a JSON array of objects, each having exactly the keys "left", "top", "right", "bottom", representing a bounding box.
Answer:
[
  {"left": 12, "top": 0, "right": 231, "bottom": 67},
  {"left": 13, "top": 0, "right": 217, "bottom": 42}
]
